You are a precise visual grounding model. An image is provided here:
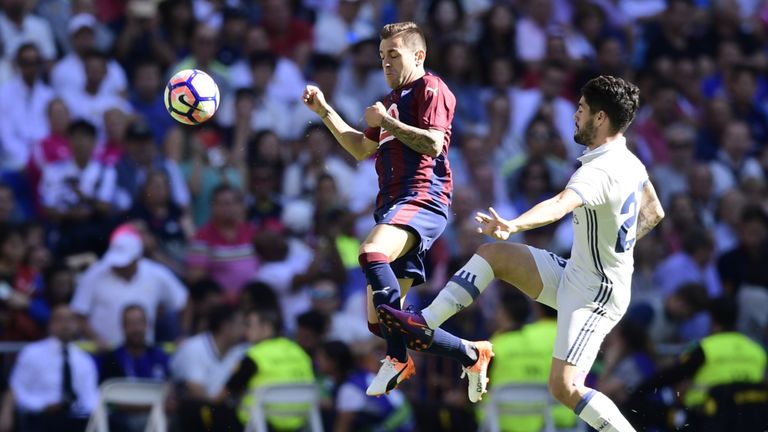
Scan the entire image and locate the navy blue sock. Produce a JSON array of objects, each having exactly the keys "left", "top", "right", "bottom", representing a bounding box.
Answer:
[
  {"left": 427, "top": 327, "right": 477, "bottom": 368},
  {"left": 359, "top": 252, "right": 407, "bottom": 362}
]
